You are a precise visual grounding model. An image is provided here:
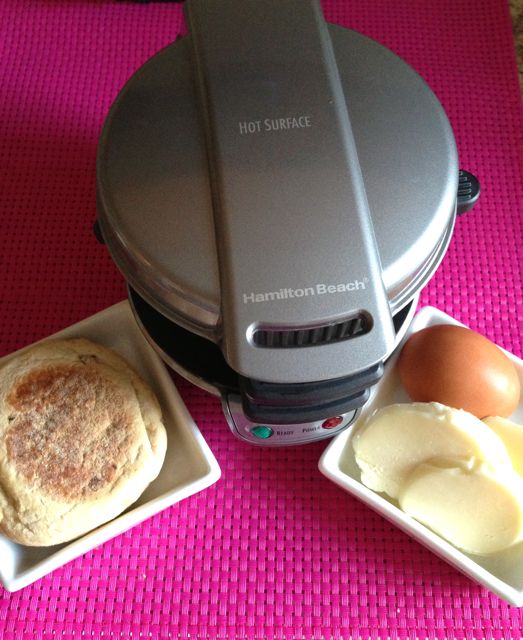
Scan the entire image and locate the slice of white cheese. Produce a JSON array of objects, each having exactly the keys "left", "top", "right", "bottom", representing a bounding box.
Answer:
[
  {"left": 352, "top": 402, "right": 511, "bottom": 499},
  {"left": 399, "top": 458, "right": 523, "bottom": 555},
  {"left": 483, "top": 416, "right": 523, "bottom": 476}
]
